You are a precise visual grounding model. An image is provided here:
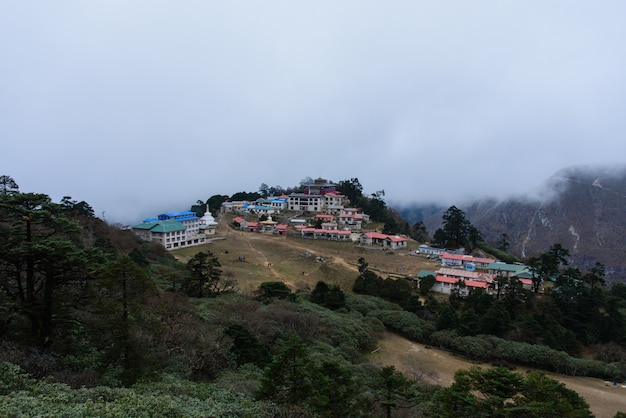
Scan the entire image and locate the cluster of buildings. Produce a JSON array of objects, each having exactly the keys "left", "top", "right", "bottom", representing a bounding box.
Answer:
[
  {"left": 417, "top": 253, "right": 534, "bottom": 297},
  {"left": 131, "top": 178, "right": 413, "bottom": 252},
  {"left": 130, "top": 178, "right": 533, "bottom": 298},
  {"left": 230, "top": 216, "right": 408, "bottom": 249},
  {"left": 131, "top": 207, "right": 217, "bottom": 250},
  {"left": 221, "top": 178, "right": 361, "bottom": 216},
  {"left": 222, "top": 178, "right": 409, "bottom": 250}
]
